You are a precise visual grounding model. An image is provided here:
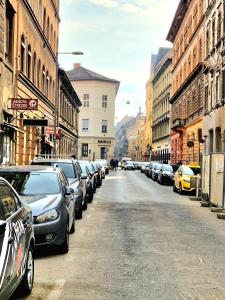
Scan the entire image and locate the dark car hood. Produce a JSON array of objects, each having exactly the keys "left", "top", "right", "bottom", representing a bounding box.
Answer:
[{"left": 20, "top": 194, "right": 61, "bottom": 217}]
